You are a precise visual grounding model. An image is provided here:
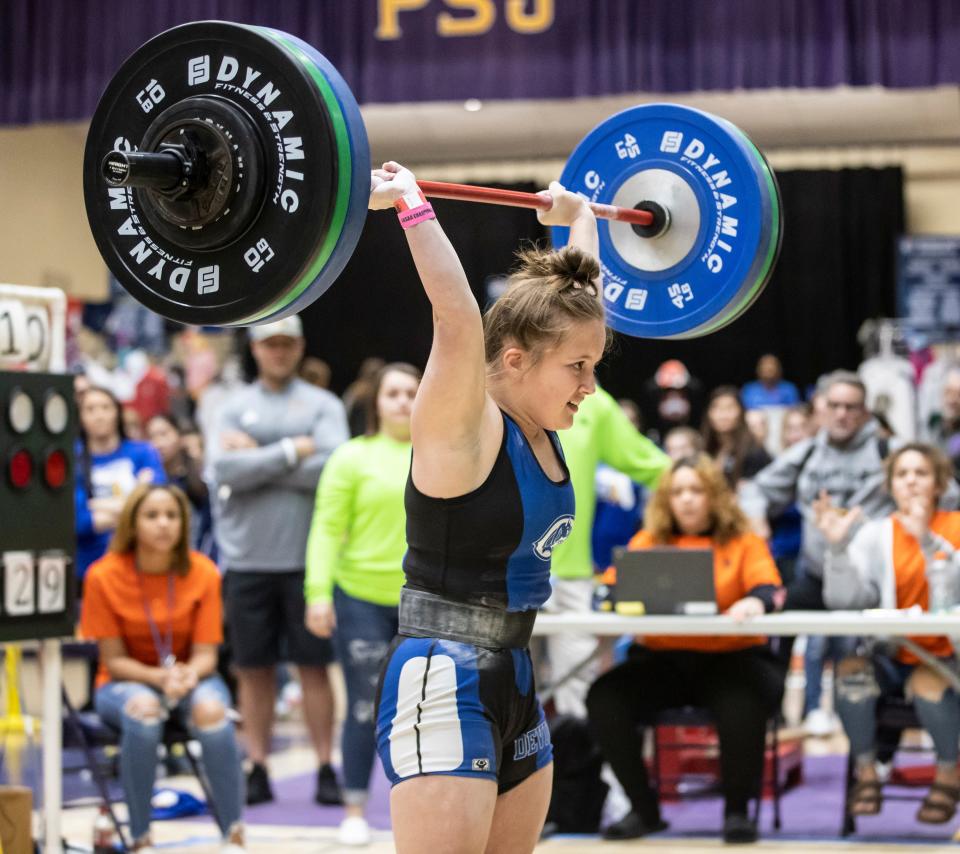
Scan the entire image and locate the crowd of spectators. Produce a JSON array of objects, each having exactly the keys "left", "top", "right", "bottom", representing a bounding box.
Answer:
[{"left": 72, "top": 320, "right": 960, "bottom": 846}]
